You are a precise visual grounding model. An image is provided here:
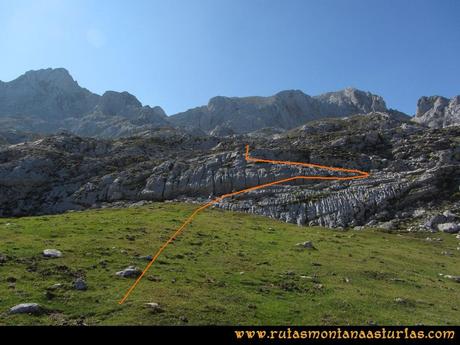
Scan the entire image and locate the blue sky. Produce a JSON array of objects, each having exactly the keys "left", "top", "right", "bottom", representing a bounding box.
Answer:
[{"left": 0, "top": 0, "right": 458, "bottom": 115}]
